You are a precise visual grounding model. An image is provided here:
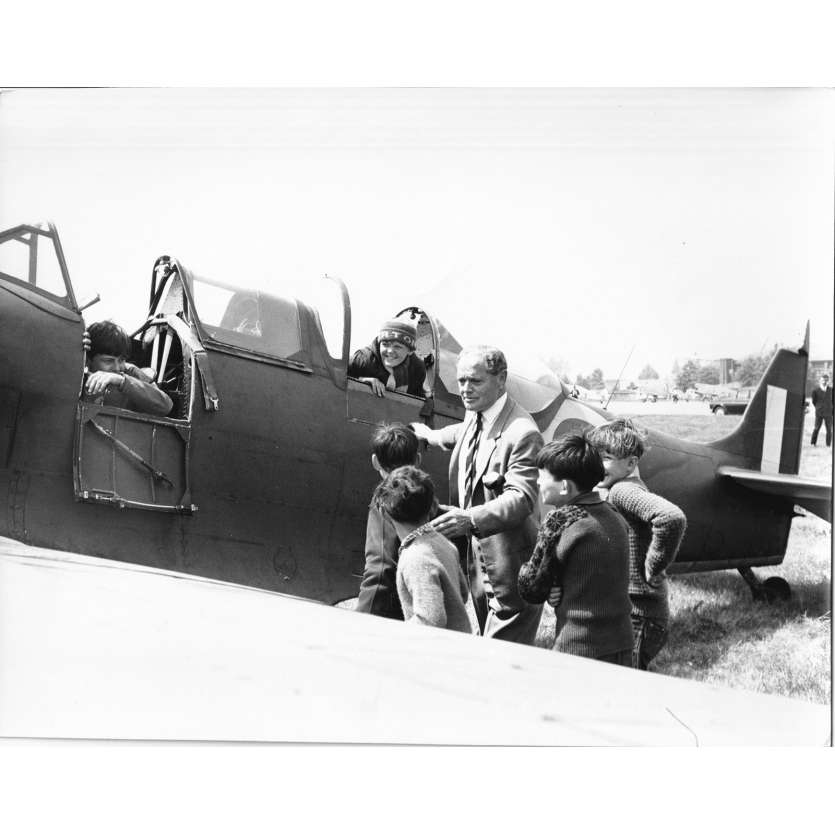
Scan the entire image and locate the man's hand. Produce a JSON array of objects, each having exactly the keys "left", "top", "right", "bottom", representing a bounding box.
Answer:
[
  {"left": 86, "top": 370, "right": 122, "bottom": 396},
  {"left": 410, "top": 422, "right": 433, "bottom": 442},
  {"left": 359, "top": 376, "right": 386, "bottom": 397},
  {"left": 548, "top": 585, "right": 563, "bottom": 609},
  {"left": 431, "top": 508, "right": 474, "bottom": 540},
  {"left": 82, "top": 330, "right": 92, "bottom": 353}
]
